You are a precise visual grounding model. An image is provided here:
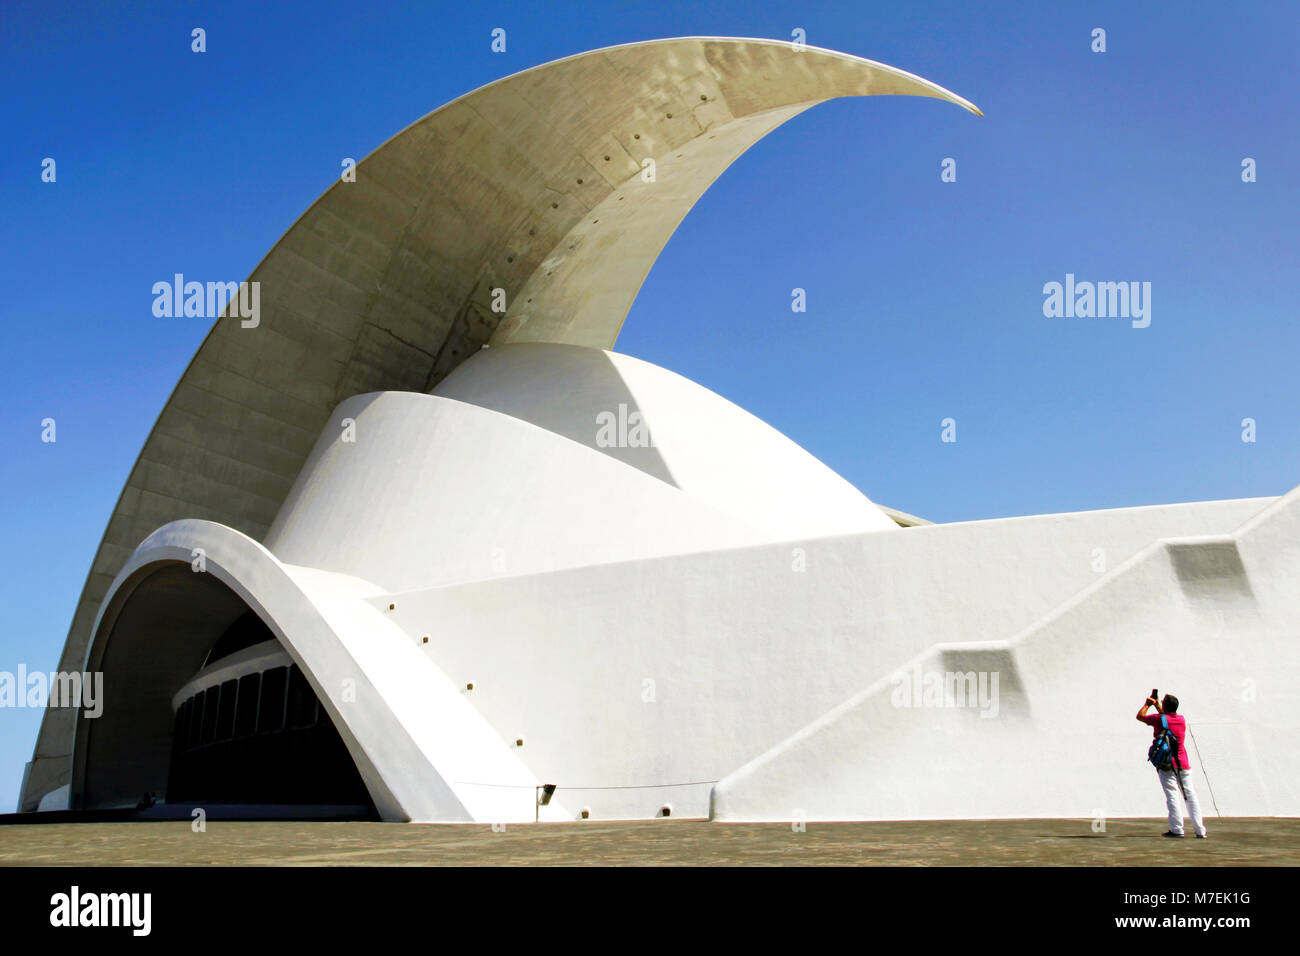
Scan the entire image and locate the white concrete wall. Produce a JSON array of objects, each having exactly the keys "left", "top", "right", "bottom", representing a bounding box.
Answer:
[
  {"left": 711, "top": 487, "right": 1300, "bottom": 822},
  {"left": 377, "top": 494, "right": 1274, "bottom": 820}
]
